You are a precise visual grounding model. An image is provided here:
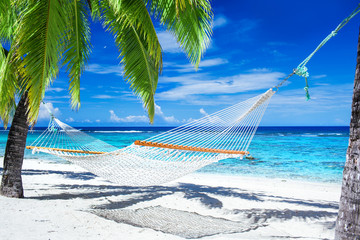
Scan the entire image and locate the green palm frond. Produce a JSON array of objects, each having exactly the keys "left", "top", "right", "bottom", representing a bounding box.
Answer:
[
  {"left": 63, "top": 0, "right": 91, "bottom": 109},
  {"left": 0, "top": 0, "right": 213, "bottom": 127},
  {"left": 0, "top": 1, "right": 17, "bottom": 44},
  {"left": 102, "top": 0, "right": 162, "bottom": 122},
  {"left": 0, "top": 0, "right": 9, "bottom": 18},
  {"left": 13, "top": 0, "right": 70, "bottom": 124},
  {"left": 146, "top": 0, "right": 213, "bottom": 68},
  {"left": 107, "top": 0, "right": 123, "bottom": 13},
  {"left": 88, "top": 0, "right": 101, "bottom": 20},
  {"left": 175, "top": 0, "right": 187, "bottom": 16},
  {"left": 0, "top": 45, "right": 18, "bottom": 127},
  {"left": 107, "top": 0, "right": 162, "bottom": 69}
]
